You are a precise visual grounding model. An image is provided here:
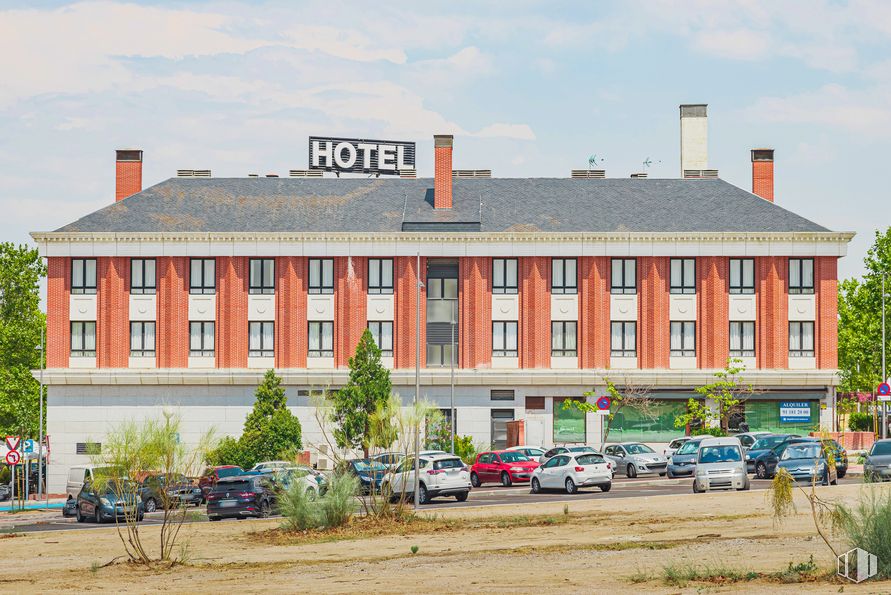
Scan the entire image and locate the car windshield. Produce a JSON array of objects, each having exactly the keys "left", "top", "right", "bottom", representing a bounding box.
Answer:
[
  {"left": 433, "top": 458, "right": 464, "bottom": 470},
  {"left": 217, "top": 467, "right": 243, "bottom": 478},
  {"left": 781, "top": 444, "right": 822, "bottom": 461},
  {"left": 569, "top": 446, "right": 594, "bottom": 453},
  {"left": 353, "top": 461, "right": 387, "bottom": 472},
  {"left": 499, "top": 452, "right": 530, "bottom": 463},
  {"left": 676, "top": 440, "right": 702, "bottom": 455},
  {"left": 871, "top": 441, "right": 891, "bottom": 456},
  {"left": 698, "top": 446, "right": 742, "bottom": 463},
  {"left": 624, "top": 444, "right": 655, "bottom": 455},
  {"left": 99, "top": 480, "right": 136, "bottom": 495},
  {"left": 575, "top": 454, "right": 606, "bottom": 465},
  {"left": 751, "top": 436, "right": 786, "bottom": 450}
]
